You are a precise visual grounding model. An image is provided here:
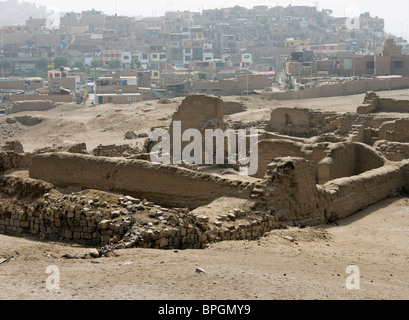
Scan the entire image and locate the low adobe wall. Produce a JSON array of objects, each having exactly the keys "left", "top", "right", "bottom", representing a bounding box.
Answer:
[
  {"left": 29, "top": 153, "right": 255, "bottom": 209},
  {"left": 254, "top": 139, "right": 327, "bottom": 180},
  {"left": 253, "top": 157, "right": 408, "bottom": 226},
  {"left": 0, "top": 150, "right": 32, "bottom": 173},
  {"left": 268, "top": 77, "right": 409, "bottom": 101},
  {"left": 4, "top": 100, "right": 58, "bottom": 114},
  {"left": 1, "top": 153, "right": 408, "bottom": 249},
  {"left": 321, "top": 162, "right": 406, "bottom": 221},
  {"left": 358, "top": 94, "right": 409, "bottom": 114},
  {"left": 317, "top": 142, "right": 386, "bottom": 184},
  {"left": 223, "top": 101, "right": 247, "bottom": 115}
]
